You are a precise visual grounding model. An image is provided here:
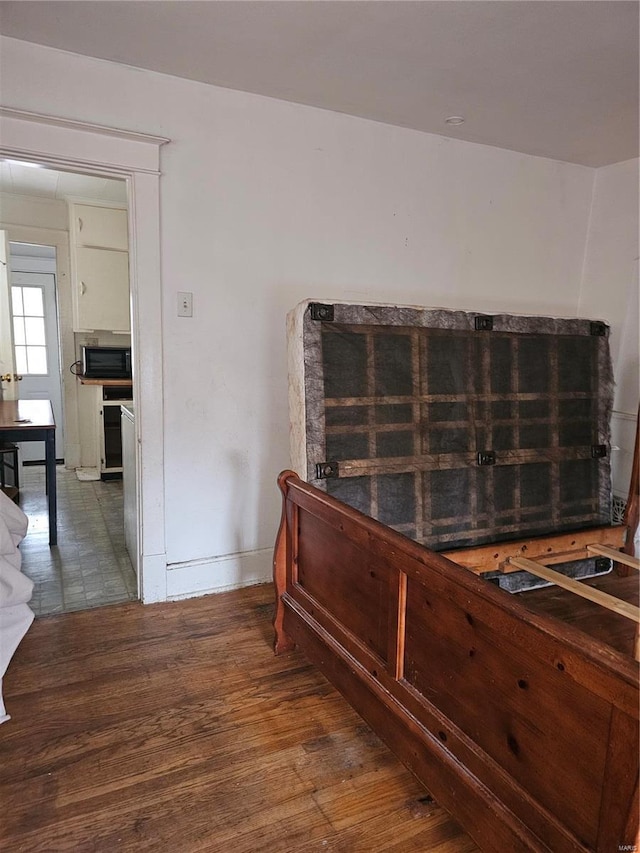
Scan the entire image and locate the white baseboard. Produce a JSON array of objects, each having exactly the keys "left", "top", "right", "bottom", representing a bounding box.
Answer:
[
  {"left": 75, "top": 467, "right": 100, "bottom": 481},
  {"left": 140, "top": 552, "right": 168, "bottom": 603},
  {"left": 166, "top": 547, "right": 273, "bottom": 600}
]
